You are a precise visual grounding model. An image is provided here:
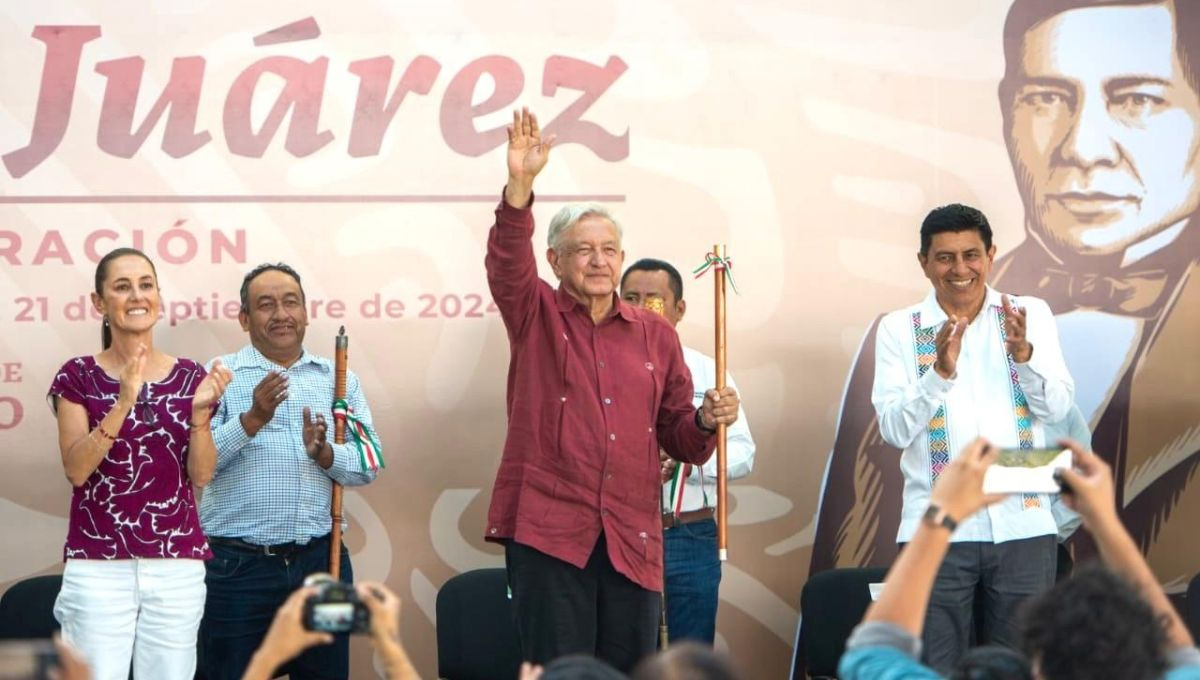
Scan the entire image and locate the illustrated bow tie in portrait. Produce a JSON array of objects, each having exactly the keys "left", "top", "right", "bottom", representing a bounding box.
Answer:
[{"left": 1034, "top": 268, "right": 1173, "bottom": 319}]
